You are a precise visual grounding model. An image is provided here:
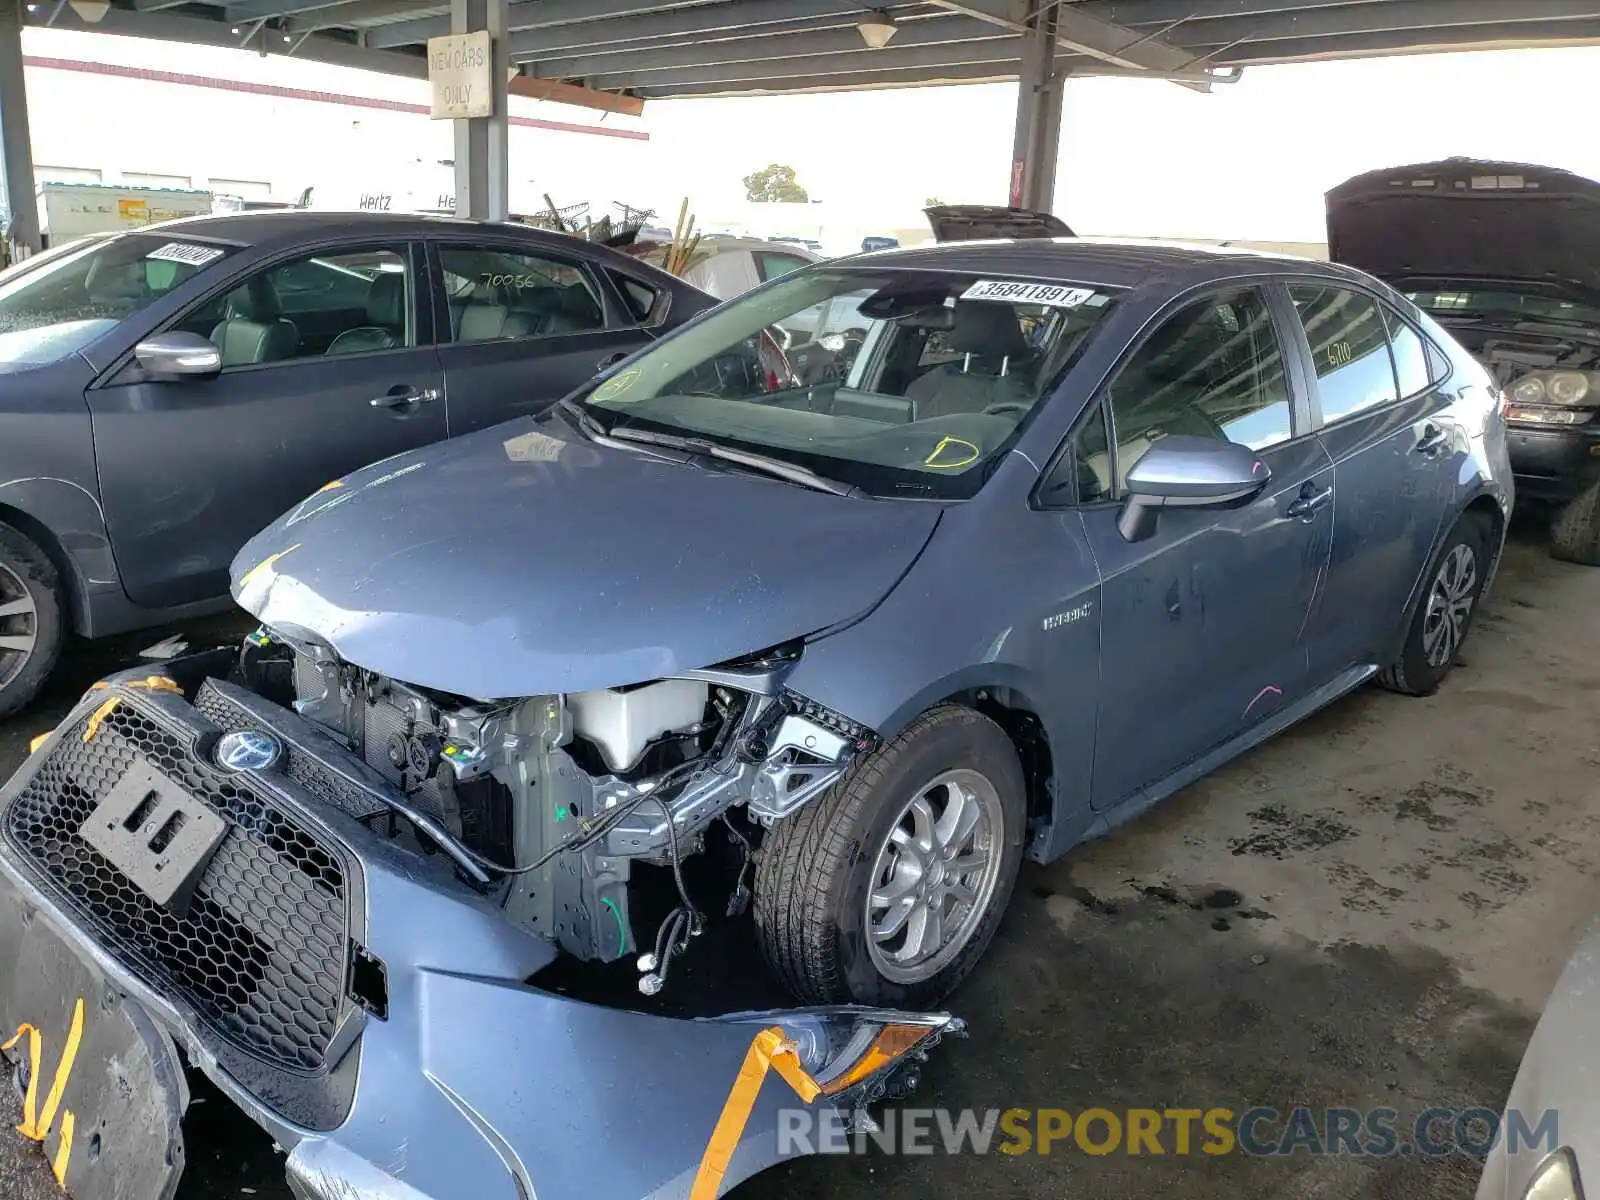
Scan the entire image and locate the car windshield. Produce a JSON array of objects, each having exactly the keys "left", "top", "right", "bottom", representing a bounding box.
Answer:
[
  {"left": 1407, "top": 287, "right": 1600, "bottom": 329},
  {"left": 573, "top": 266, "right": 1120, "bottom": 500},
  {"left": 0, "top": 232, "right": 238, "bottom": 365}
]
